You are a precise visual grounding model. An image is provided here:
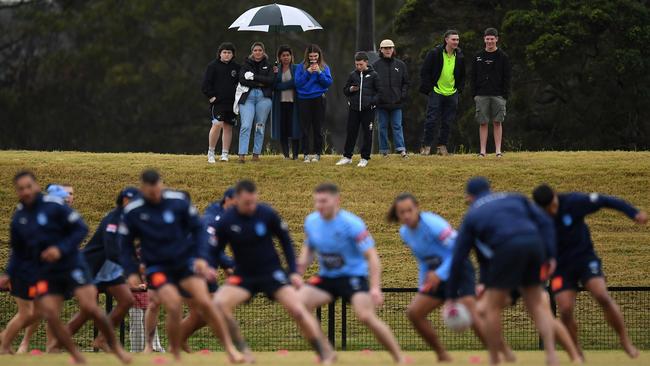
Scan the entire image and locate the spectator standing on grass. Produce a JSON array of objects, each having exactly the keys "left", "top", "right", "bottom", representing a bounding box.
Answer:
[
  {"left": 238, "top": 42, "right": 274, "bottom": 164},
  {"left": 373, "top": 39, "right": 409, "bottom": 158},
  {"left": 472, "top": 28, "right": 511, "bottom": 158},
  {"left": 271, "top": 45, "right": 301, "bottom": 160},
  {"left": 295, "top": 44, "right": 333, "bottom": 163},
  {"left": 336, "top": 52, "right": 380, "bottom": 168},
  {"left": 419, "top": 30, "right": 465, "bottom": 156},
  {"left": 202, "top": 42, "right": 240, "bottom": 163}
]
